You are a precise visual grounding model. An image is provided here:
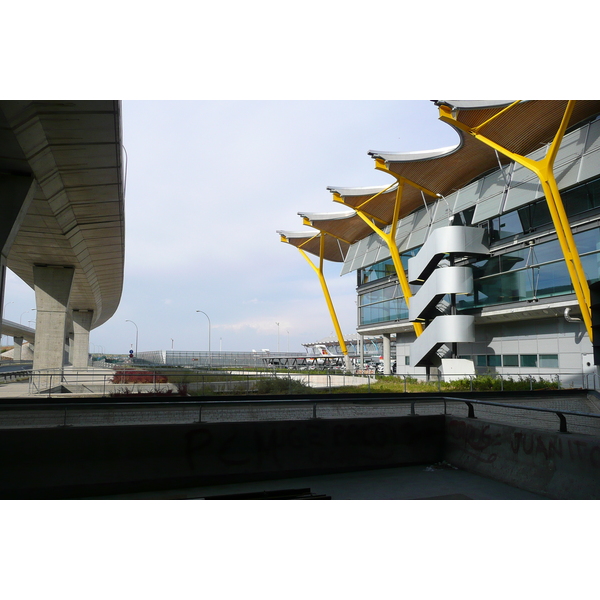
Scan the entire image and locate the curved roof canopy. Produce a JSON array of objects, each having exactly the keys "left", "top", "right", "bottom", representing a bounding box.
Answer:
[
  {"left": 277, "top": 229, "right": 351, "bottom": 263},
  {"left": 280, "top": 100, "right": 600, "bottom": 265},
  {"left": 0, "top": 100, "right": 125, "bottom": 329}
]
